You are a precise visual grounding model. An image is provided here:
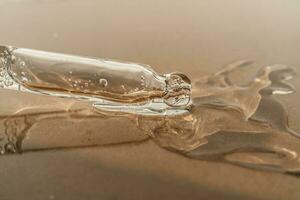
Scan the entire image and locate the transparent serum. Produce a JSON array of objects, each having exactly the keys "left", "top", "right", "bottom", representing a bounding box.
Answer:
[
  {"left": 1, "top": 45, "right": 300, "bottom": 175},
  {"left": 0, "top": 46, "right": 191, "bottom": 115}
]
